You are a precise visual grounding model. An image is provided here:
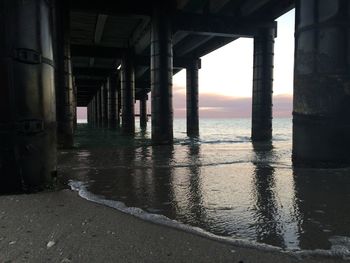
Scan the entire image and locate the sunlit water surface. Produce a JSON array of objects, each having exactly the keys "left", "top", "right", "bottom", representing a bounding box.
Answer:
[{"left": 59, "top": 118, "right": 350, "bottom": 251}]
